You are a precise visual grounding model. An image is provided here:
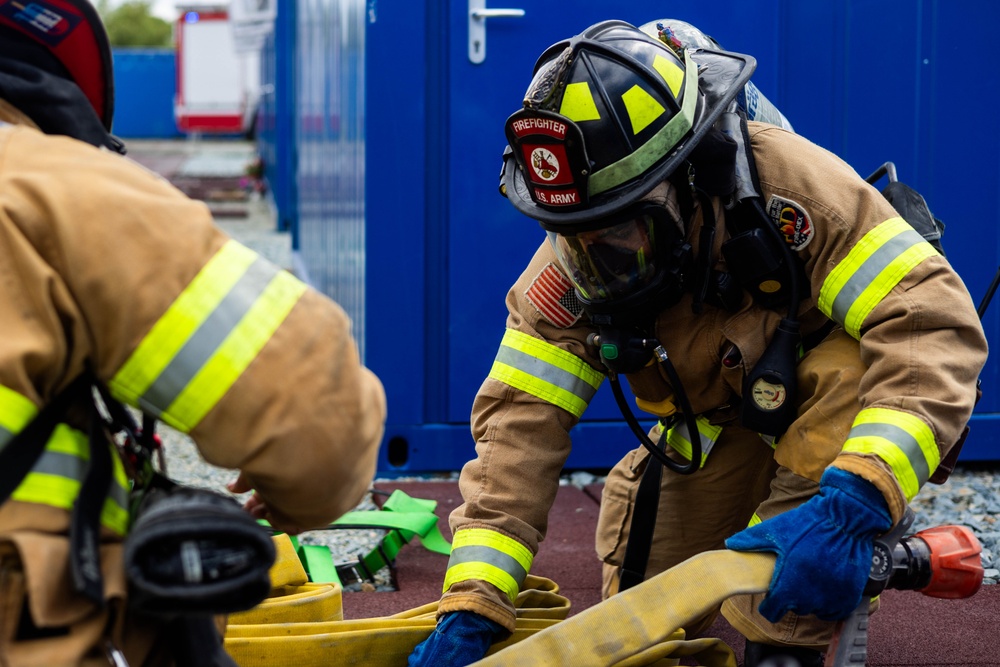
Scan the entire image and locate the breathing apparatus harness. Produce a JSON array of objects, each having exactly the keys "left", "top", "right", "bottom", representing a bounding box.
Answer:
[
  {"left": 501, "top": 21, "right": 780, "bottom": 479},
  {"left": 0, "top": 371, "right": 273, "bottom": 667},
  {"left": 497, "top": 19, "right": 814, "bottom": 591}
]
